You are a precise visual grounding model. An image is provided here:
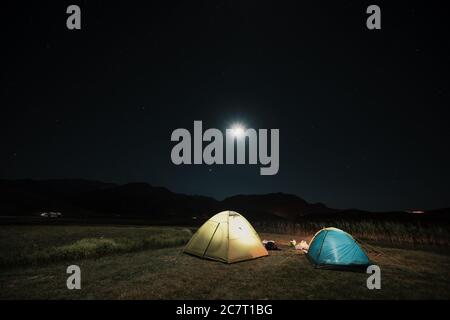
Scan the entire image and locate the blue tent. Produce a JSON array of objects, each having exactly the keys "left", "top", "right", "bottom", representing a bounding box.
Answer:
[{"left": 306, "top": 227, "right": 371, "bottom": 271}]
